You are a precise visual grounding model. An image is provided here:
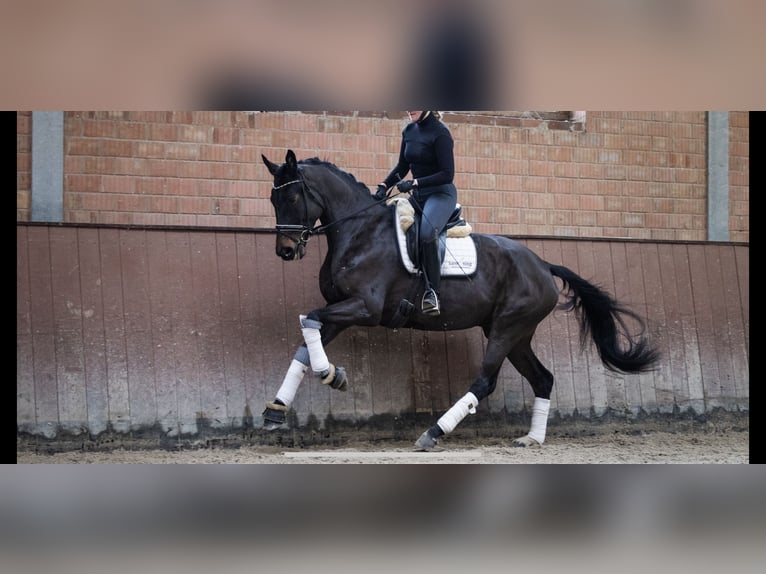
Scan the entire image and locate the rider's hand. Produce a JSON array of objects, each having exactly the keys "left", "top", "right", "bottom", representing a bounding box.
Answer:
[
  {"left": 374, "top": 184, "right": 387, "bottom": 200},
  {"left": 396, "top": 179, "right": 417, "bottom": 194}
]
